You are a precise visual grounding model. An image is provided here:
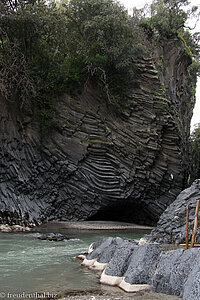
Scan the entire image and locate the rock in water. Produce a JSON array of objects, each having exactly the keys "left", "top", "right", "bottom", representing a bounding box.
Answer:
[
  {"left": 82, "top": 237, "right": 127, "bottom": 268},
  {"left": 37, "top": 233, "right": 69, "bottom": 241}
]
